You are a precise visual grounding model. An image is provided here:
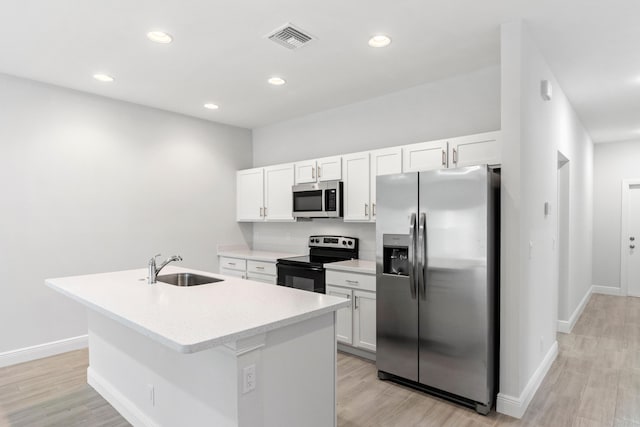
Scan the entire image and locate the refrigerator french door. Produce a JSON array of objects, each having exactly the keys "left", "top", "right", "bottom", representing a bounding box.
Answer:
[{"left": 376, "top": 165, "right": 498, "bottom": 414}]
